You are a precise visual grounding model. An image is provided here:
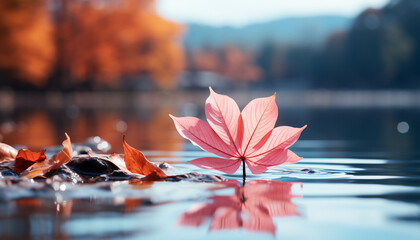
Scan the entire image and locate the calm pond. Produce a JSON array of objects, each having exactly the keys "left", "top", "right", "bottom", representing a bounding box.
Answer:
[{"left": 0, "top": 93, "right": 419, "bottom": 240}]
